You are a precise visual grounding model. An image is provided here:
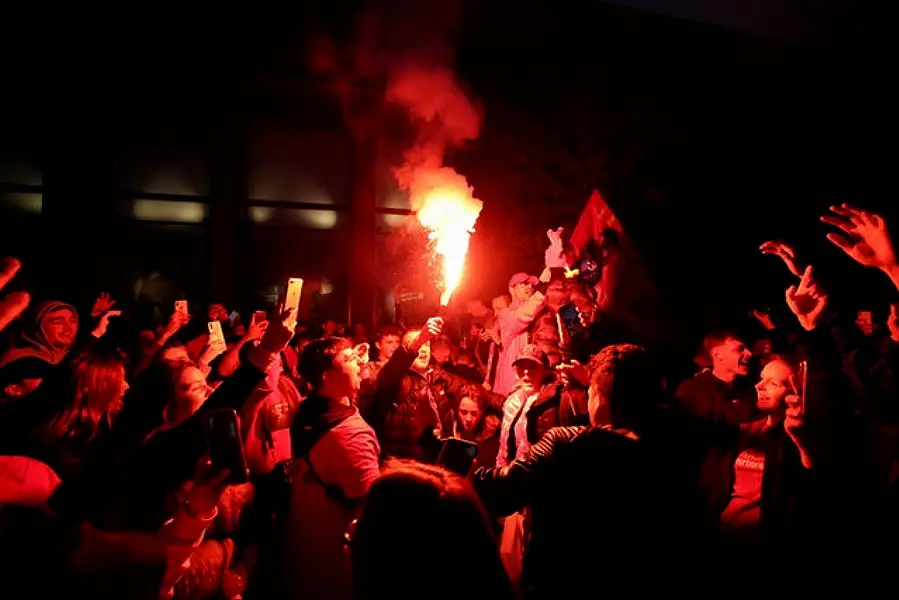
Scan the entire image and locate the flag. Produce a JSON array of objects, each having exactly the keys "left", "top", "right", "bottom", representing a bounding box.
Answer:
[
  {"left": 570, "top": 190, "right": 675, "bottom": 342},
  {"left": 570, "top": 189, "right": 622, "bottom": 257}
]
